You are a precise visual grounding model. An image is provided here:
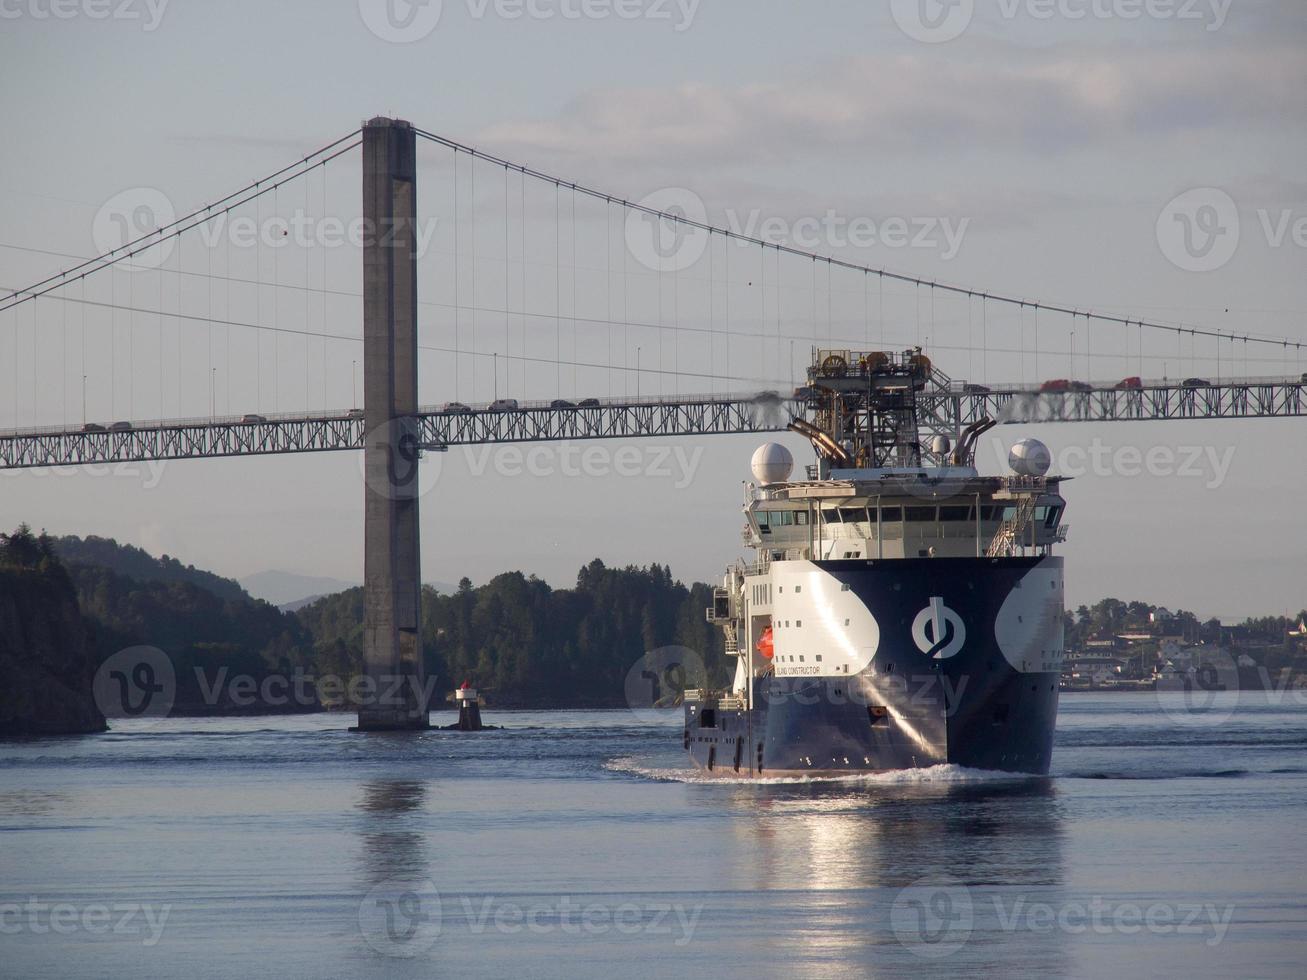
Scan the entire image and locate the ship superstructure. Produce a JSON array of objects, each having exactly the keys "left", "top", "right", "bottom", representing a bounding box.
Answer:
[{"left": 685, "top": 349, "right": 1068, "bottom": 776}]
